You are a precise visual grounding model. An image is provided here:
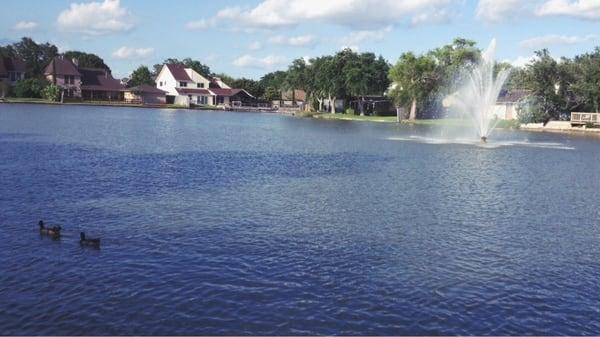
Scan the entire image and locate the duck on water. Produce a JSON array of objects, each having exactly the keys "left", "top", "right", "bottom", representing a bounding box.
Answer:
[{"left": 38, "top": 220, "right": 61, "bottom": 237}]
